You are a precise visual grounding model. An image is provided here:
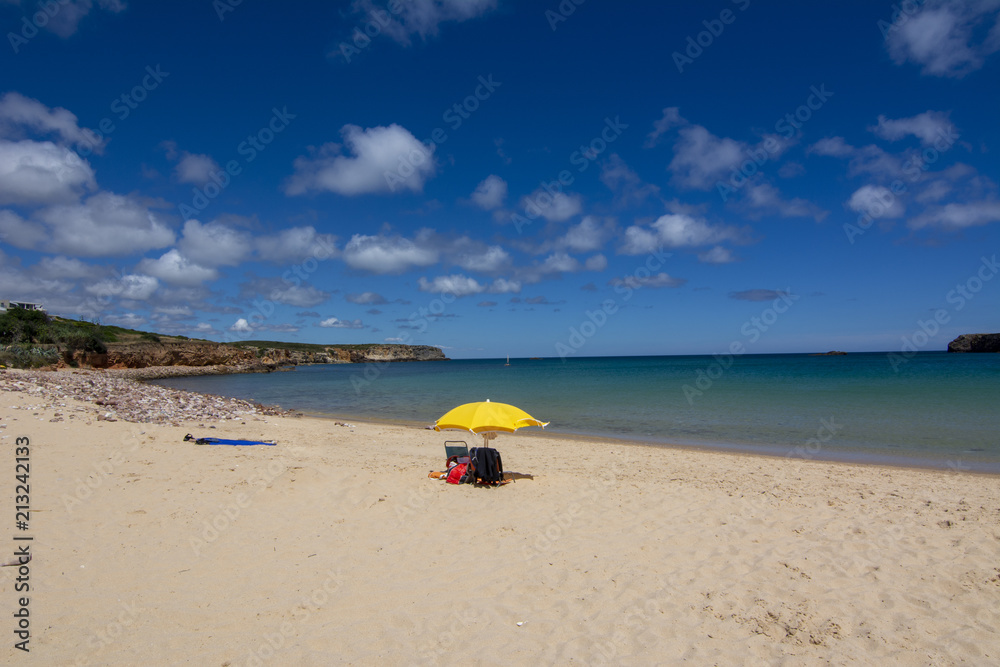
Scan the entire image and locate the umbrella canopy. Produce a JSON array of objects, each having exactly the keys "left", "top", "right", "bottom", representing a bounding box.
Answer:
[{"left": 434, "top": 400, "right": 548, "bottom": 436}]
